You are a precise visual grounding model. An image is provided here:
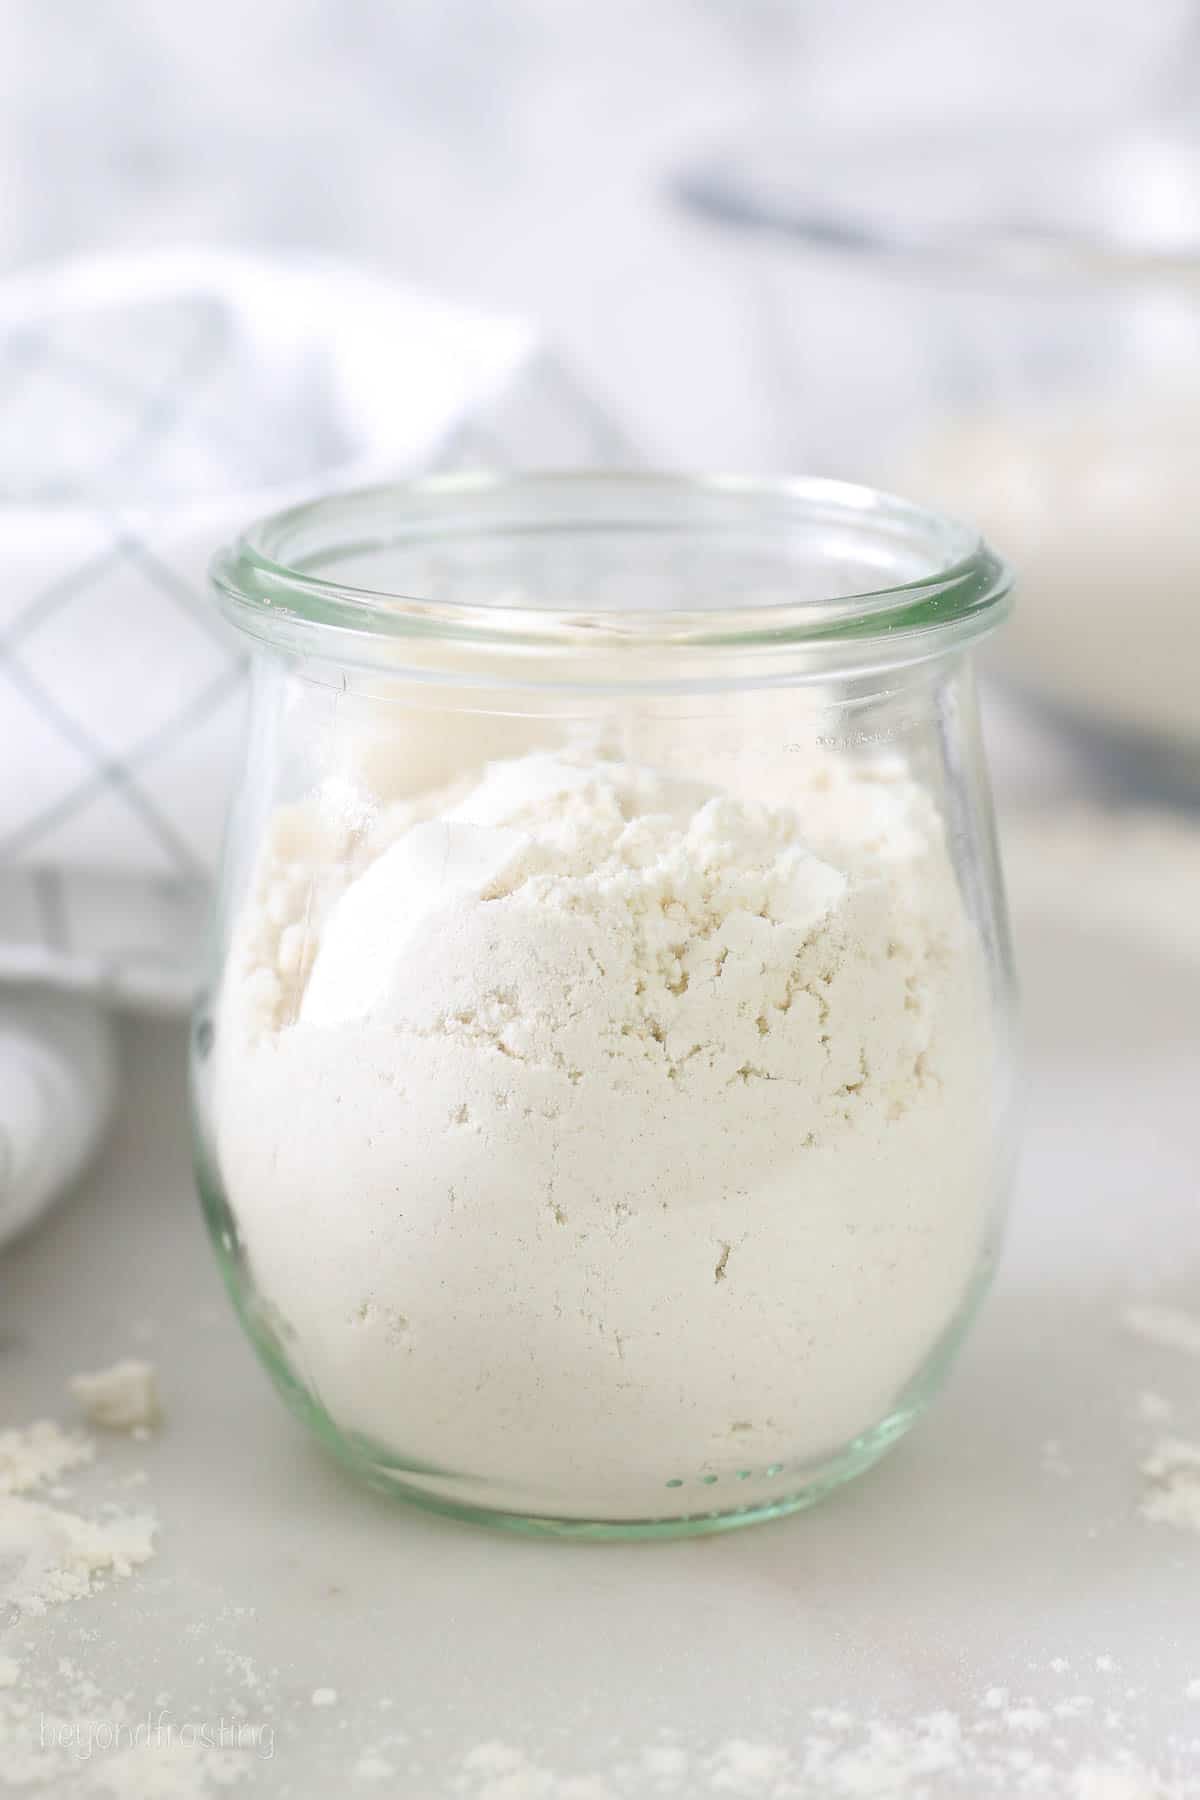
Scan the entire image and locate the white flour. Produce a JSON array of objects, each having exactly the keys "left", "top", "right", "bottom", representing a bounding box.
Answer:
[
  {"left": 0, "top": 1493, "right": 156, "bottom": 1619},
  {"left": 0, "top": 1420, "right": 93, "bottom": 1494},
  {"left": 70, "top": 1359, "right": 161, "bottom": 1433},
  {"left": 0, "top": 1418, "right": 272, "bottom": 1797},
  {"left": 0, "top": 1420, "right": 155, "bottom": 1620},
  {"left": 213, "top": 749, "right": 996, "bottom": 1518},
  {"left": 448, "top": 1704, "right": 1200, "bottom": 1799},
  {"left": 0, "top": 1694, "right": 263, "bottom": 1797},
  {"left": 1140, "top": 1439, "right": 1200, "bottom": 1535}
]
